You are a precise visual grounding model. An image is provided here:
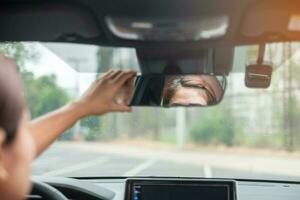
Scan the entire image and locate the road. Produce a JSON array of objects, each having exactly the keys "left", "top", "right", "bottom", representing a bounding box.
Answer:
[{"left": 32, "top": 142, "right": 300, "bottom": 181}]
